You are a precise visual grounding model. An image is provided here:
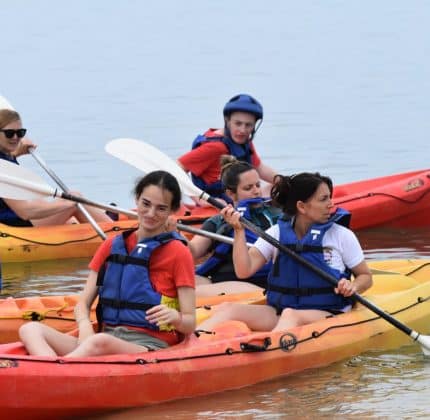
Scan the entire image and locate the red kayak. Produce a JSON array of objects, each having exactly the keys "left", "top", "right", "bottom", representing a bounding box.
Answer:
[{"left": 333, "top": 169, "right": 430, "bottom": 230}]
